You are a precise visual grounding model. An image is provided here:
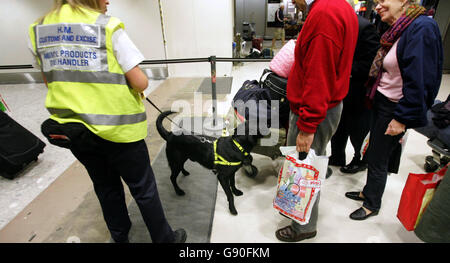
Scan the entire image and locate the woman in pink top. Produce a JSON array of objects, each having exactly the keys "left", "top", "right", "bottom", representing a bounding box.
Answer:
[{"left": 345, "top": 0, "right": 443, "bottom": 220}]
